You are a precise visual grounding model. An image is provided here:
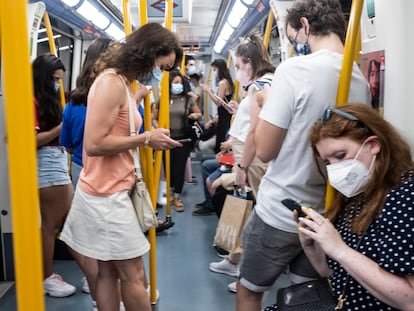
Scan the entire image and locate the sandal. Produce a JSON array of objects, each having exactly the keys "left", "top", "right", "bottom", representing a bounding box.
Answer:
[
  {"left": 156, "top": 219, "right": 175, "bottom": 233},
  {"left": 172, "top": 197, "right": 185, "bottom": 212}
]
